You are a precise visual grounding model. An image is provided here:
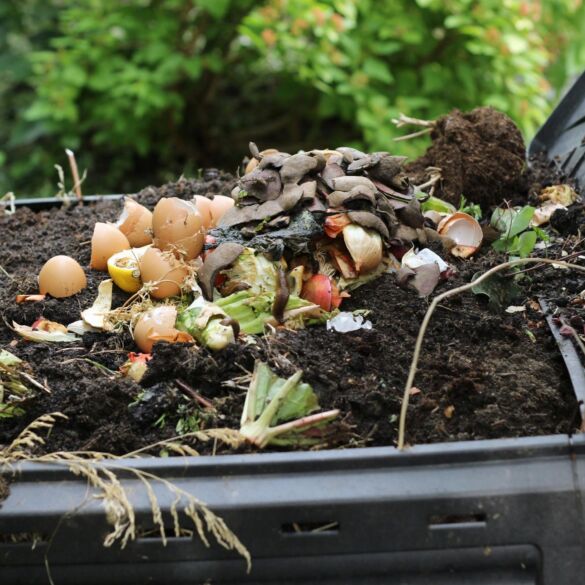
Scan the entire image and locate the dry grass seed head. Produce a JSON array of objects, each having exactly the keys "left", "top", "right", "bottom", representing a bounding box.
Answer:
[{"left": 0, "top": 413, "right": 251, "bottom": 571}]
